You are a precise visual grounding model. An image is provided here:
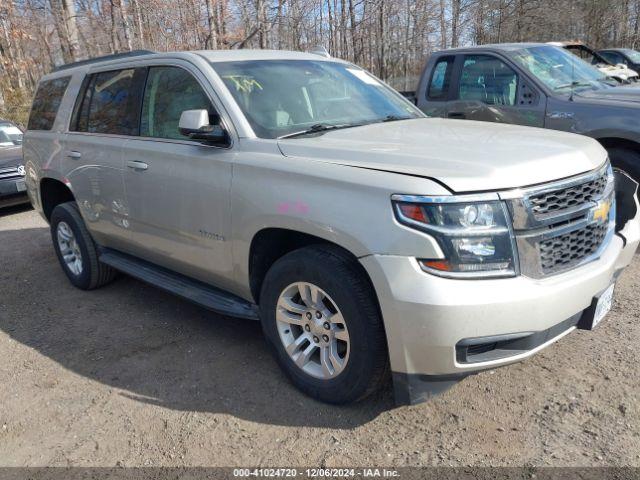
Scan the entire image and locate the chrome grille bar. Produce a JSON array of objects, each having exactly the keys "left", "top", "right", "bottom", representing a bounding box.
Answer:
[{"left": 500, "top": 161, "right": 615, "bottom": 279}]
